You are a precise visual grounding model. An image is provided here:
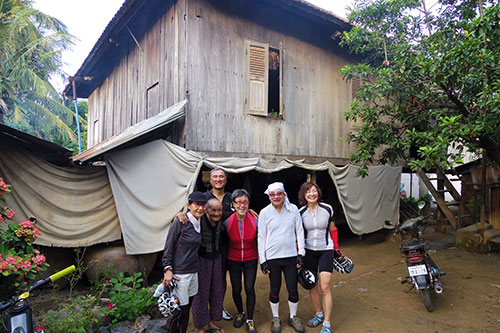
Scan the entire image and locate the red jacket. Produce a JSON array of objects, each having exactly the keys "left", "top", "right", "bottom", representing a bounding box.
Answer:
[{"left": 227, "top": 212, "right": 258, "bottom": 261}]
